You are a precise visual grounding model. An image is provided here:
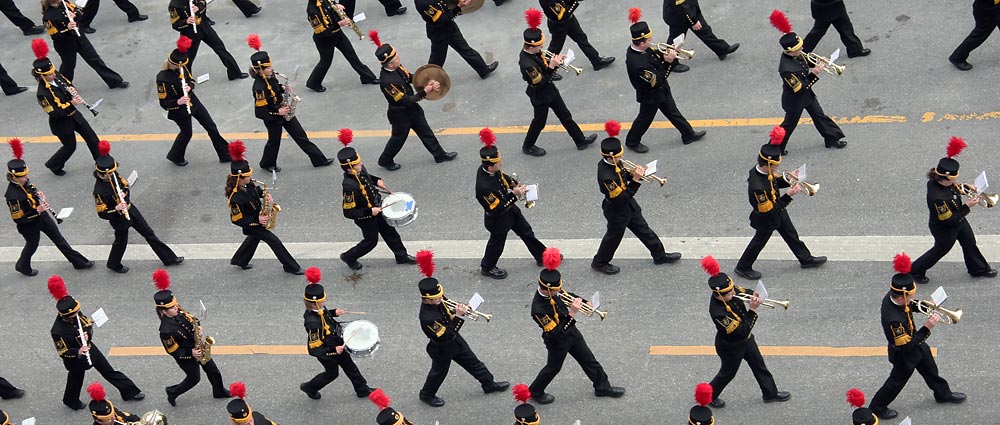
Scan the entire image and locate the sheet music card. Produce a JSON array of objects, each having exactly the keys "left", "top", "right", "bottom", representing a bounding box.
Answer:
[
  {"left": 21, "top": 418, "right": 36, "bottom": 425},
  {"left": 830, "top": 48, "right": 841, "bottom": 64},
  {"left": 591, "top": 291, "right": 601, "bottom": 310},
  {"left": 196, "top": 73, "right": 211, "bottom": 84},
  {"left": 56, "top": 207, "right": 74, "bottom": 220},
  {"left": 975, "top": 171, "right": 988, "bottom": 194},
  {"left": 354, "top": 12, "right": 367, "bottom": 22},
  {"left": 565, "top": 48, "right": 577, "bottom": 65},
  {"left": 525, "top": 184, "right": 539, "bottom": 202},
  {"left": 199, "top": 300, "right": 208, "bottom": 320},
  {"left": 899, "top": 417, "right": 911, "bottom": 425},
  {"left": 127, "top": 170, "right": 138, "bottom": 187},
  {"left": 644, "top": 160, "right": 657, "bottom": 176},
  {"left": 469, "top": 293, "right": 484, "bottom": 310},
  {"left": 797, "top": 163, "right": 808, "bottom": 181},
  {"left": 673, "top": 33, "right": 685, "bottom": 47},
  {"left": 755, "top": 280, "right": 768, "bottom": 303},
  {"left": 931, "top": 286, "right": 947, "bottom": 307},
  {"left": 91, "top": 308, "right": 108, "bottom": 328}
]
